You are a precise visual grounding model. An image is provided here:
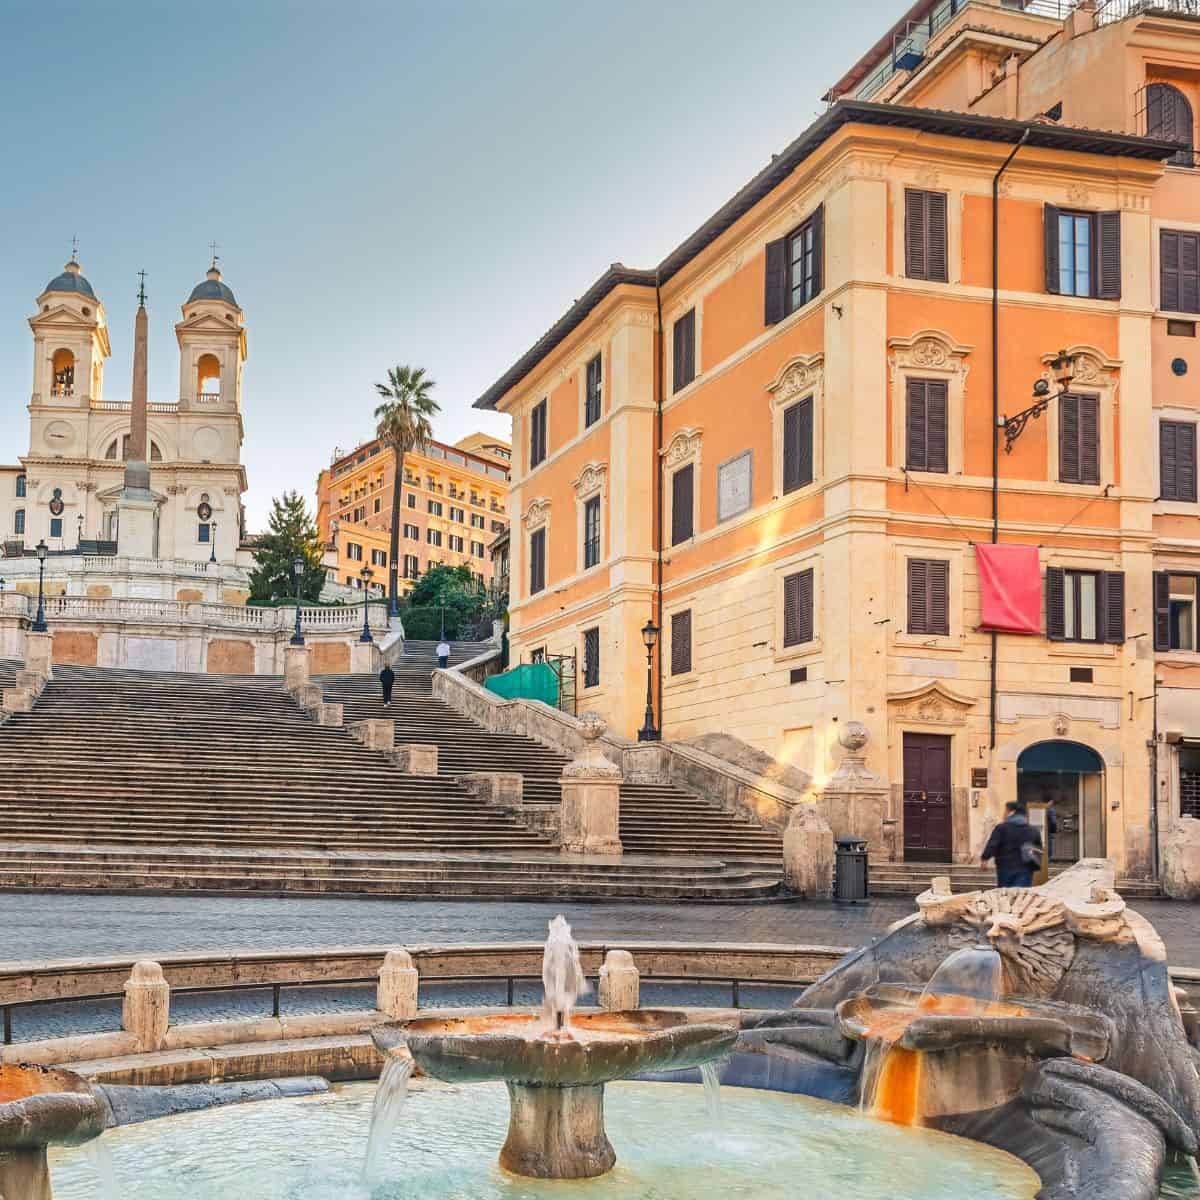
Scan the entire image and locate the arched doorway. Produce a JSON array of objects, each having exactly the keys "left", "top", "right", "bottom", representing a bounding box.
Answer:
[{"left": 1017, "top": 740, "right": 1105, "bottom": 863}]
